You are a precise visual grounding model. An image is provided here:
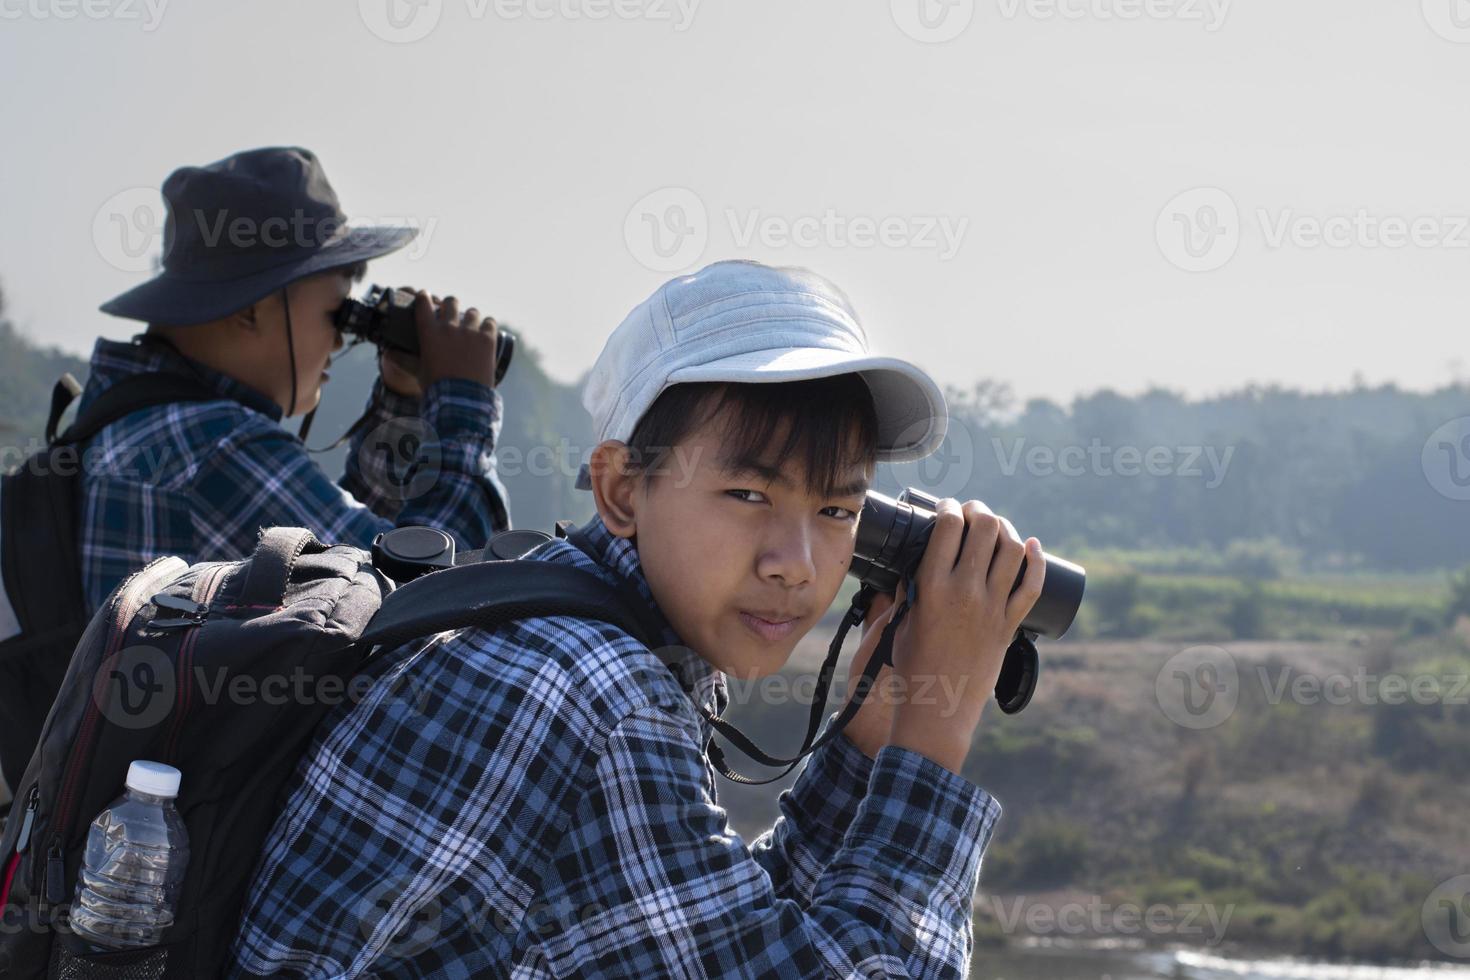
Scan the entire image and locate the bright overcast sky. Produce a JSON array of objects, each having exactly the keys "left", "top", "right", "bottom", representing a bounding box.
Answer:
[{"left": 1, "top": 0, "right": 1467, "bottom": 405}]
